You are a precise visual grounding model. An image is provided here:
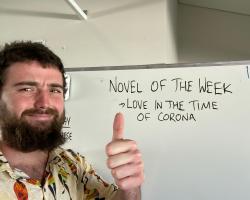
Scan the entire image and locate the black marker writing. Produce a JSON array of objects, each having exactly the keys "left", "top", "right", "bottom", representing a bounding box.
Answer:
[
  {"left": 109, "top": 77, "right": 142, "bottom": 93},
  {"left": 171, "top": 78, "right": 193, "bottom": 92},
  {"left": 188, "top": 100, "right": 218, "bottom": 111},
  {"left": 198, "top": 78, "right": 232, "bottom": 95}
]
